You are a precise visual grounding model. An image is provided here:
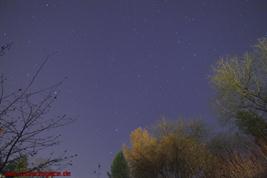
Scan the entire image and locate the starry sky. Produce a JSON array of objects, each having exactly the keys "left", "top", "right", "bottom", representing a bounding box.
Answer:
[{"left": 0, "top": 0, "right": 267, "bottom": 177}]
